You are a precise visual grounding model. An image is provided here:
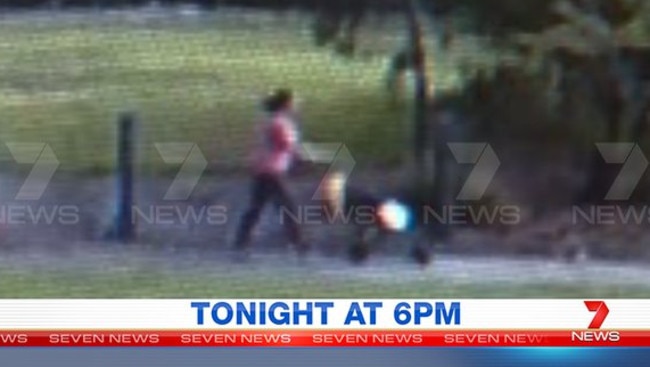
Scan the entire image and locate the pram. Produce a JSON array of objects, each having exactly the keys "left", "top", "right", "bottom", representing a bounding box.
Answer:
[{"left": 321, "top": 171, "right": 432, "bottom": 266}]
